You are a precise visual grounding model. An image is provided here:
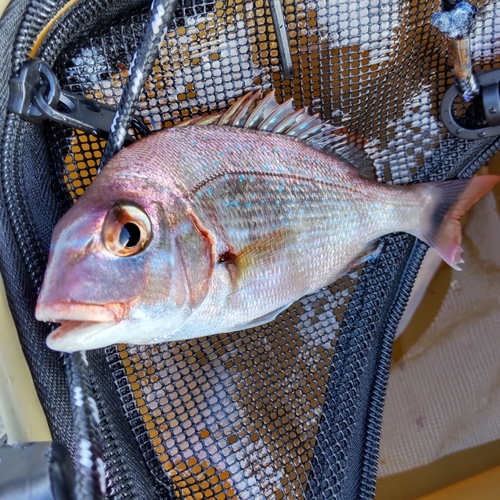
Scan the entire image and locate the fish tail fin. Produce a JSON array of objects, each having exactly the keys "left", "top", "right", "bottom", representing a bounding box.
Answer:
[{"left": 413, "top": 175, "right": 499, "bottom": 270}]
